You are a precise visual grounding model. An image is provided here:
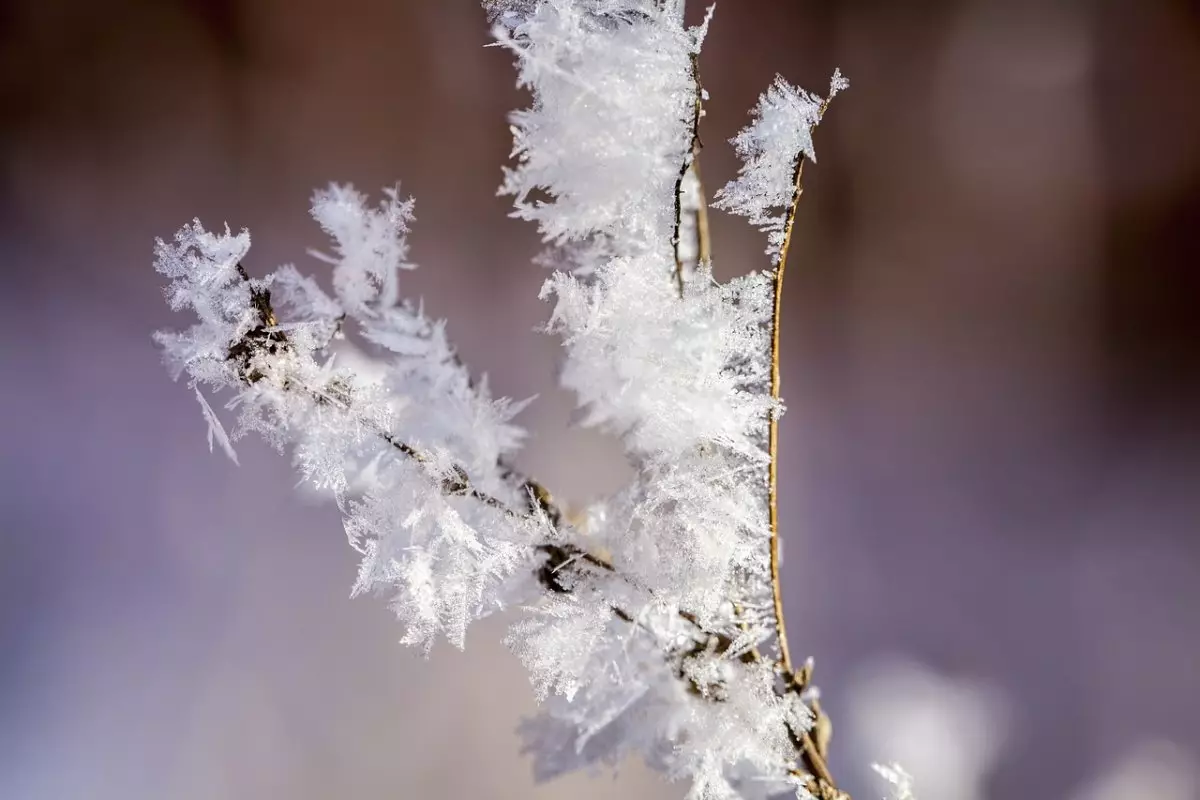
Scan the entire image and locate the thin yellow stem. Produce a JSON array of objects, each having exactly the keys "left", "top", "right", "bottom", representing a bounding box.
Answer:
[
  {"left": 767, "top": 155, "right": 807, "bottom": 677},
  {"left": 693, "top": 156, "right": 712, "bottom": 266},
  {"left": 768, "top": 94, "right": 833, "bottom": 679},
  {"left": 765, "top": 99, "right": 851, "bottom": 799}
]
